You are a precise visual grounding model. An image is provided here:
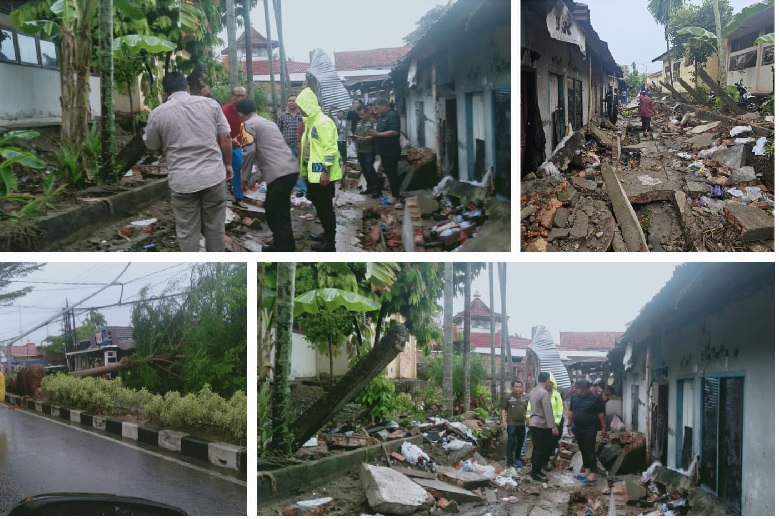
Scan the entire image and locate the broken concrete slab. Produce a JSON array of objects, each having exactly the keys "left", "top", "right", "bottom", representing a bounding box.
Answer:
[
  {"left": 571, "top": 177, "right": 598, "bottom": 192},
  {"left": 282, "top": 497, "right": 334, "bottom": 516},
  {"left": 435, "top": 466, "right": 491, "bottom": 490},
  {"left": 620, "top": 170, "right": 677, "bottom": 204},
  {"left": 601, "top": 168, "right": 650, "bottom": 252},
  {"left": 557, "top": 187, "right": 580, "bottom": 207},
  {"left": 587, "top": 125, "right": 613, "bottom": 149},
  {"left": 521, "top": 205, "right": 537, "bottom": 221},
  {"left": 686, "top": 180, "right": 711, "bottom": 198},
  {"left": 688, "top": 121, "right": 721, "bottom": 134},
  {"left": 553, "top": 207, "right": 570, "bottom": 228},
  {"left": 548, "top": 129, "right": 586, "bottom": 171},
  {"left": 731, "top": 166, "right": 757, "bottom": 183},
  {"left": 392, "top": 466, "right": 437, "bottom": 480},
  {"left": 724, "top": 205, "right": 774, "bottom": 242},
  {"left": 685, "top": 133, "right": 717, "bottom": 149},
  {"left": 360, "top": 463, "right": 430, "bottom": 515},
  {"left": 446, "top": 444, "right": 476, "bottom": 465},
  {"left": 625, "top": 479, "right": 647, "bottom": 502},
  {"left": 569, "top": 210, "right": 590, "bottom": 240},
  {"left": 711, "top": 144, "right": 746, "bottom": 170},
  {"left": 412, "top": 478, "right": 482, "bottom": 504},
  {"left": 547, "top": 228, "right": 570, "bottom": 241}
]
